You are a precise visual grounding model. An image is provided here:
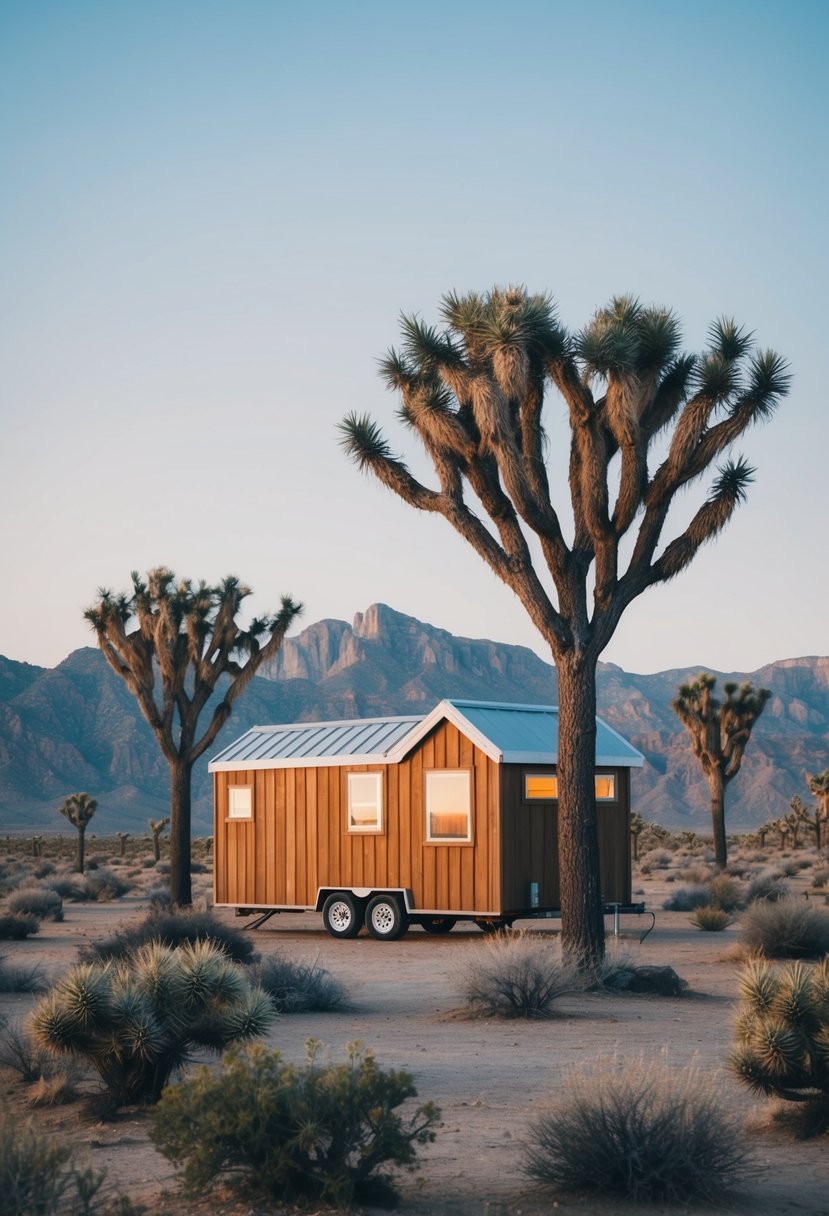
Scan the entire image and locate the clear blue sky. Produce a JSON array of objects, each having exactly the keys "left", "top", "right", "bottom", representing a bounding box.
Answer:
[{"left": 1, "top": 0, "right": 826, "bottom": 674}]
